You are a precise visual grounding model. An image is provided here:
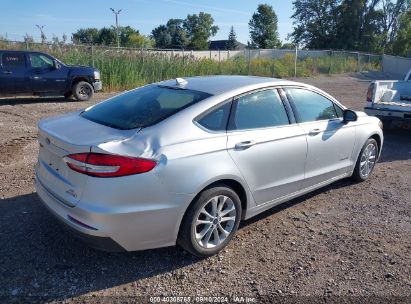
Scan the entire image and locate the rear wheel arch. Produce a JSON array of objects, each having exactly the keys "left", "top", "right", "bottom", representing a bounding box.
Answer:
[
  {"left": 177, "top": 179, "right": 246, "bottom": 256},
  {"left": 178, "top": 179, "right": 248, "bottom": 233},
  {"left": 208, "top": 179, "right": 248, "bottom": 214}
]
